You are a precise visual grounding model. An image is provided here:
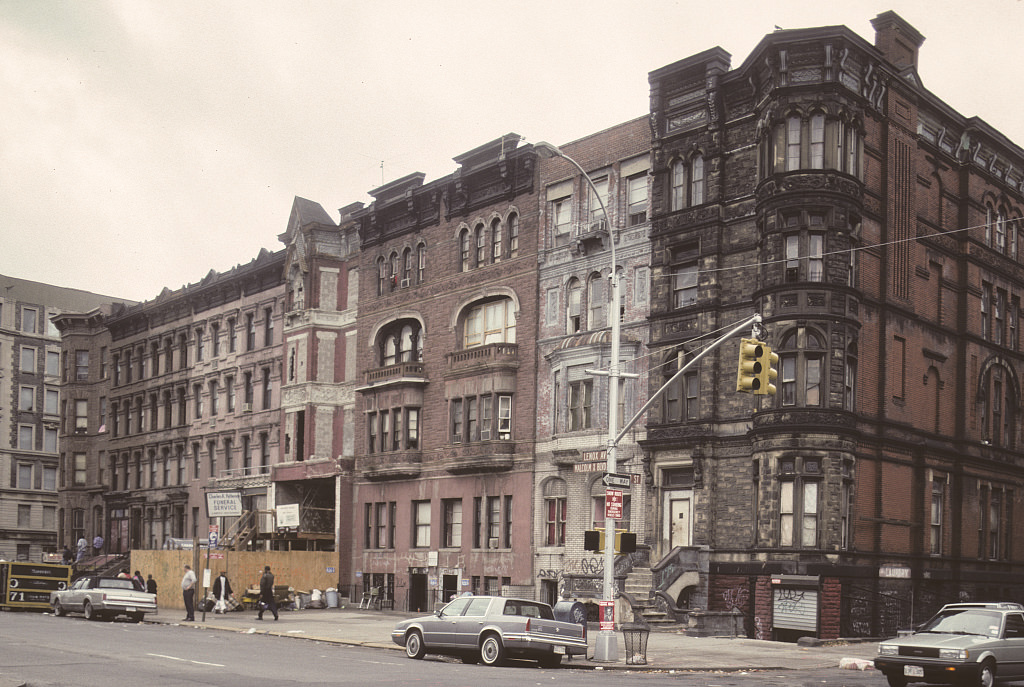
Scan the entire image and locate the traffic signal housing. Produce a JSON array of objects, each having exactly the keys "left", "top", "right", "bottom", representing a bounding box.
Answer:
[
  {"left": 736, "top": 338, "right": 764, "bottom": 393},
  {"left": 757, "top": 345, "right": 778, "bottom": 396},
  {"left": 583, "top": 529, "right": 637, "bottom": 553},
  {"left": 736, "top": 338, "right": 778, "bottom": 395}
]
